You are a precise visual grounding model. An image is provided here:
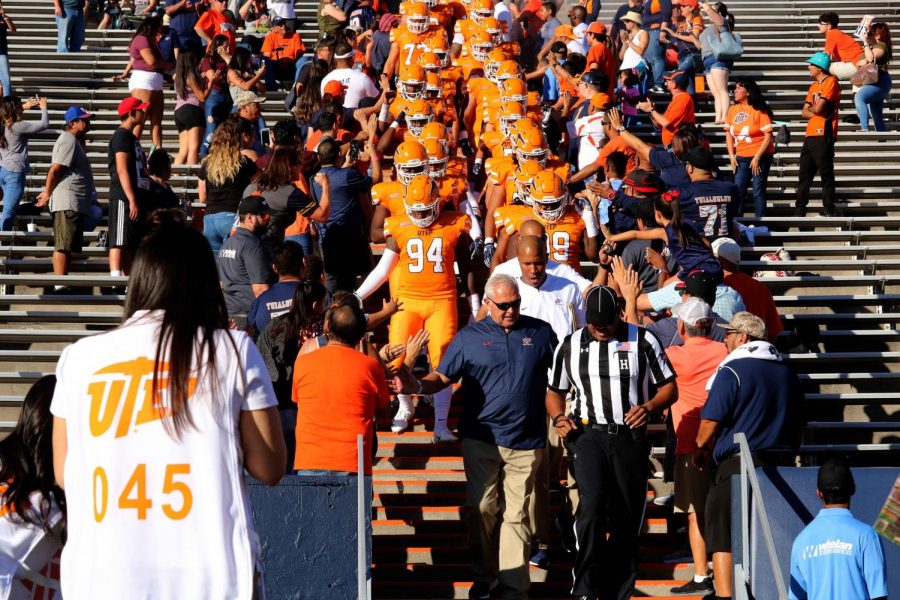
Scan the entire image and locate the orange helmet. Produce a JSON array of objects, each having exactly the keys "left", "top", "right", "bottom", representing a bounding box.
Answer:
[
  {"left": 399, "top": 64, "right": 427, "bottom": 100},
  {"left": 422, "top": 137, "right": 449, "bottom": 179},
  {"left": 498, "top": 100, "right": 526, "bottom": 137},
  {"left": 495, "top": 60, "right": 522, "bottom": 84},
  {"left": 529, "top": 171, "right": 569, "bottom": 223},
  {"left": 500, "top": 78, "right": 528, "bottom": 103},
  {"left": 526, "top": 90, "right": 542, "bottom": 109},
  {"left": 512, "top": 120, "right": 549, "bottom": 165},
  {"left": 471, "top": 0, "right": 493, "bottom": 24},
  {"left": 405, "top": 1, "right": 431, "bottom": 34},
  {"left": 419, "top": 51, "right": 442, "bottom": 73},
  {"left": 424, "top": 71, "right": 443, "bottom": 100},
  {"left": 404, "top": 174, "right": 441, "bottom": 227},
  {"left": 405, "top": 98, "right": 435, "bottom": 136},
  {"left": 481, "top": 17, "right": 503, "bottom": 44},
  {"left": 418, "top": 121, "right": 450, "bottom": 154},
  {"left": 484, "top": 48, "right": 507, "bottom": 81},
  {"left": 469, "top": 30, "right": 494, "bottom": 63},
  {"left": 394, "top": 140, "right": 429, "bottom": 185},
  {"left": 513, "top": 159, "right": 544, "bottom": 205}
]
